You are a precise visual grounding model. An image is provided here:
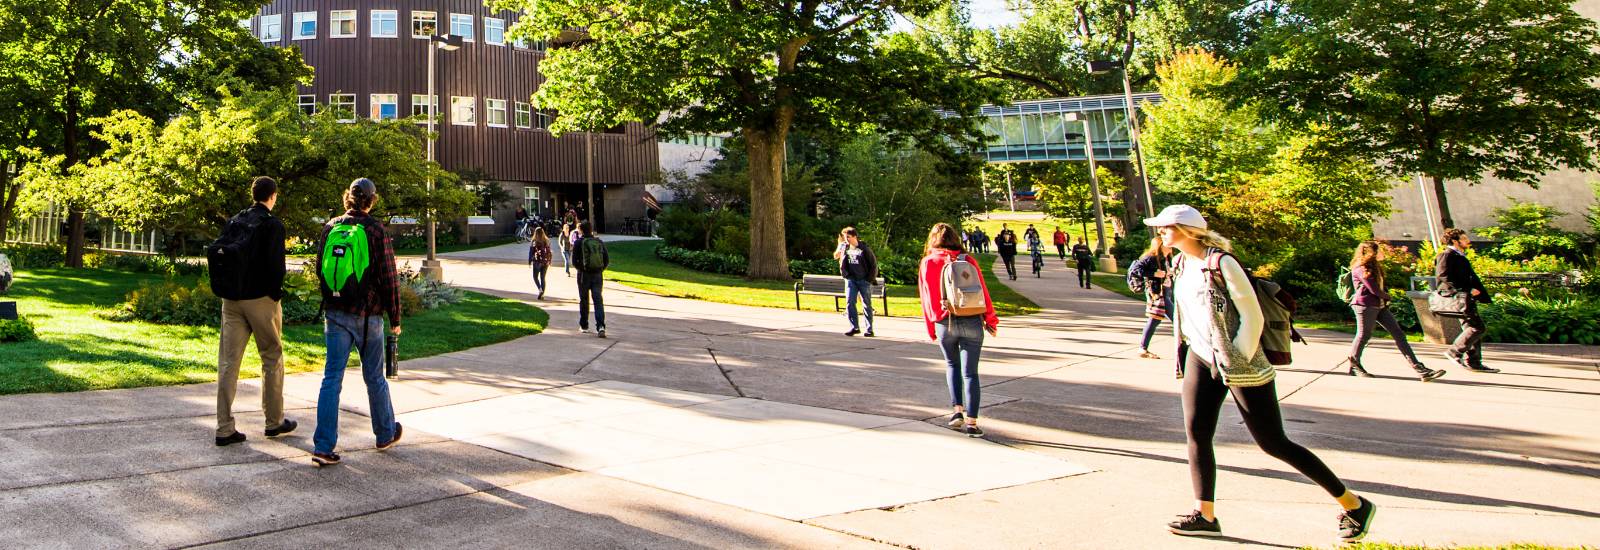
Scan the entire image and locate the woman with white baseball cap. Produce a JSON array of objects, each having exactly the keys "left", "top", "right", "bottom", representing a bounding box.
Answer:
[{"left": 1147, "top": 204, "right": 1375, "bottom": 542}]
